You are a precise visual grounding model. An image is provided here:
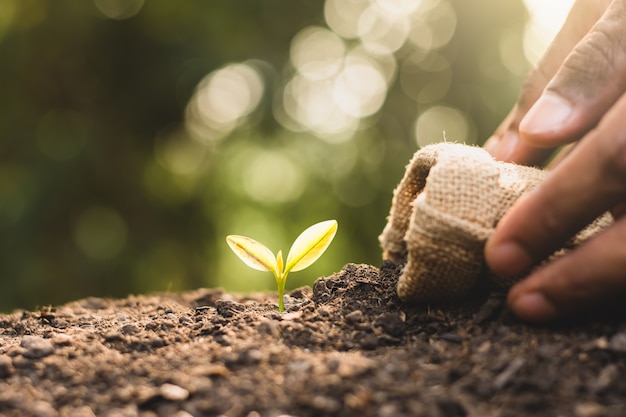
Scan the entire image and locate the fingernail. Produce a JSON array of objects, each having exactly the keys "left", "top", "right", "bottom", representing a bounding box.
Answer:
[
  {"left": 510, "top": 292, "right": 558, "bottom": 322},
  {"left": 520, "top": 93, "right": 573, "bottom": 135},
  {"left": 487, "top": 241, "right": 533, "bottom": 277}
]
